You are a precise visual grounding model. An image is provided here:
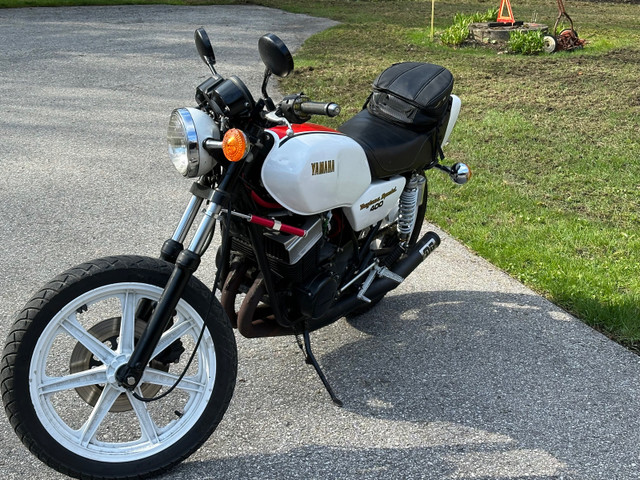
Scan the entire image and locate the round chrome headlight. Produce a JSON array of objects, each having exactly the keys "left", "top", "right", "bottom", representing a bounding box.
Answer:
[{"left": 167, "top": 107, "right": 219, "bottom": 177}]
